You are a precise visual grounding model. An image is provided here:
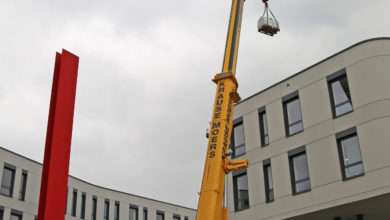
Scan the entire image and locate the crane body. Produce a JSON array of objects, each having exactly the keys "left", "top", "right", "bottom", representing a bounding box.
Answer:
[{"left": 196, "top": 0, "right": 249, "bottom": 219}]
